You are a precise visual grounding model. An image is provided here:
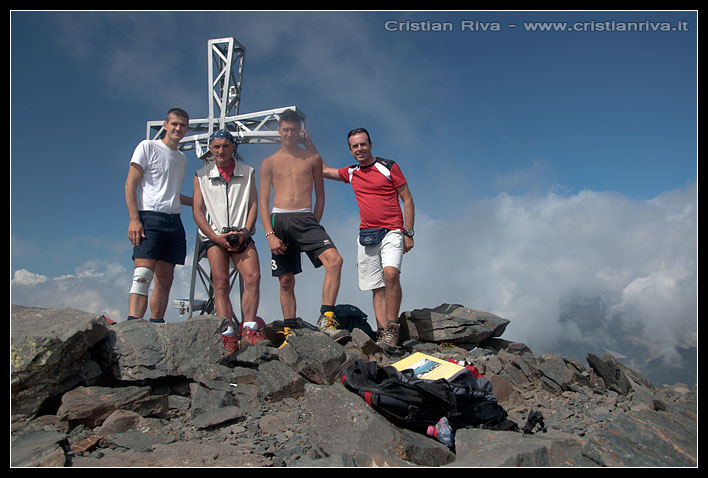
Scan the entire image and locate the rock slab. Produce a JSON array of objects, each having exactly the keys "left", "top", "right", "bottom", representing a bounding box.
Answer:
[{"left": 399, "top": 303, "right": 509, "bottom": 345}]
